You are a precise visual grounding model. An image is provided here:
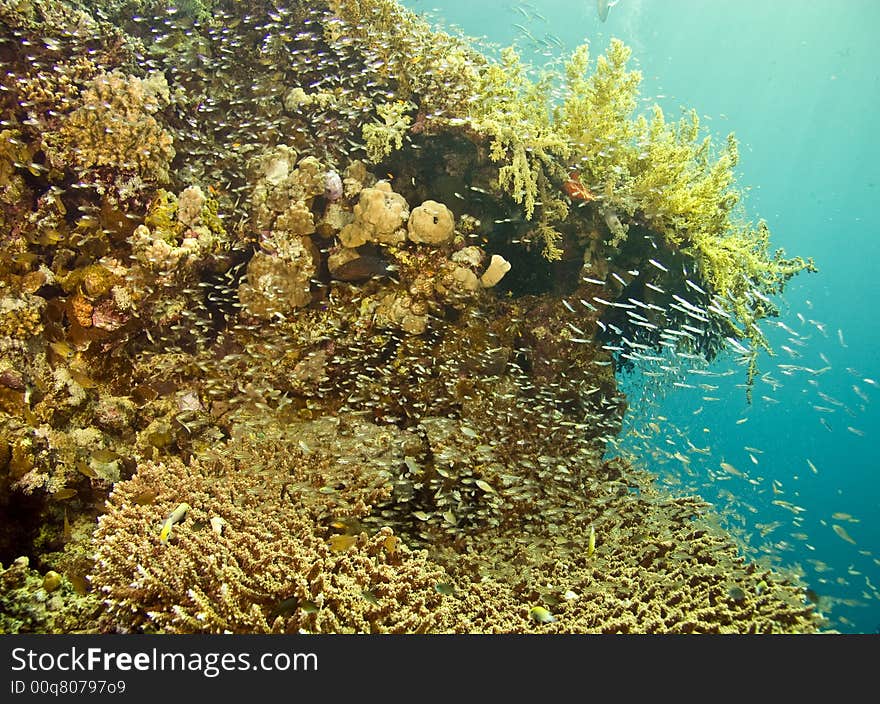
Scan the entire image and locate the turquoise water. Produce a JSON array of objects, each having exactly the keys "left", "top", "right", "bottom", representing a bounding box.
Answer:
[{"left": 402, "top": 0, "right": 880, "bottom": 633}]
